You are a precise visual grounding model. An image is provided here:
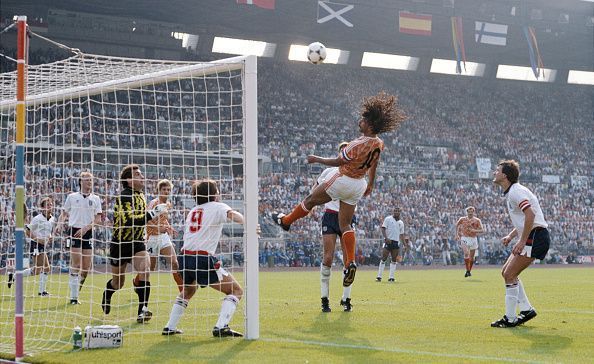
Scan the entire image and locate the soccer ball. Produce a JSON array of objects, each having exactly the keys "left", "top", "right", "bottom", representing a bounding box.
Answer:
[{"left": 307, "top": 42, "right": 327, "bottom": 64}]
